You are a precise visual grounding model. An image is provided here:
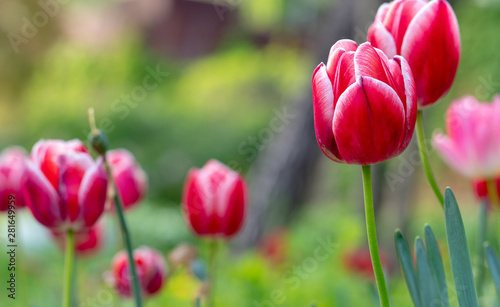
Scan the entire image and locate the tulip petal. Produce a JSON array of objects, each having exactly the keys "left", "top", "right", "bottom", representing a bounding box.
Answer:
[
  {"left": 393, "top": 56, "right": 417, "bottom": 148},
  {"left": 312, "top": 63, "right": 343, "bottom": 162},
  {"left": 354, "top": 43, "right": 397, "bottom": 90},
  {"left": 23, "top": 162, "right": 63, "bottom": 229},
  {"left": 333, "top": 77, "right": 405, "bottom": 165},
  {"left": 401, "top": 0, "right": 460, "bottom": 107},
  {"left": 326, "top": 39, "right": 358, "bottom": 82},
  {"left": 333, "top": 52, "right": 356, "bottom": 106},
  {"left": 78, "top": 158, "right": 108, "bottom": 229},
  {"left": 432, "top": 132, "right": 471, "bottom": 176},
  {"left": 182, "top": 169, "right": 213, "bottom": 236},
  {"left": 383, "top": 0, "right": 427, "bottom": 53},
  {"left": 216, "top": 174, "right": 246, "bottom": 237},
  {"left": 367, "top": 21, "right": 397, "bottom": 58}
]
